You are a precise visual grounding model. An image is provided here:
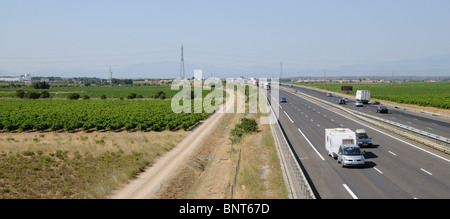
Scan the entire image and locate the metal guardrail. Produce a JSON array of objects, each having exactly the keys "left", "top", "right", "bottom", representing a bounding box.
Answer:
[
  {"left": 291, "top": 84, "right": 450, "bottom": 119},
  {"left": 288, "top": 84, "right": 450, "bottom": 145},
  {"left": 264, "top": 91, "right": 316, "bottom": 199},
  {"left": 283, "top": 87, "right": 450, "bottom": 154}
]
